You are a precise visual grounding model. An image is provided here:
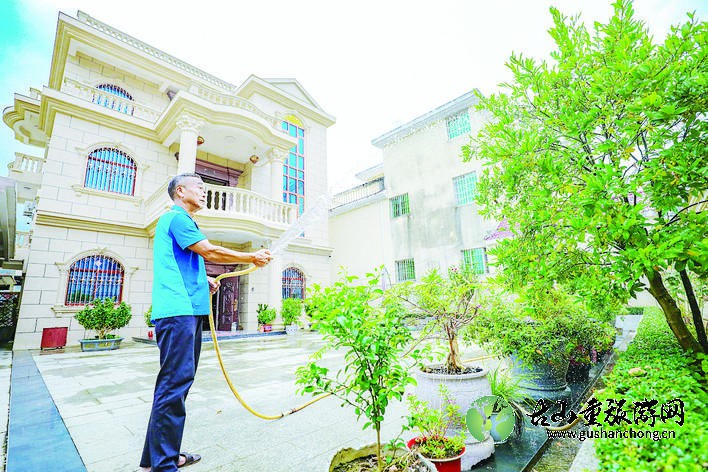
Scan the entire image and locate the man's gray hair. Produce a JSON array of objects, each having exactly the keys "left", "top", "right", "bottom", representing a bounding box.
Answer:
[{"left": 168, "top": 173, "right": 202, "bottom": 200}]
